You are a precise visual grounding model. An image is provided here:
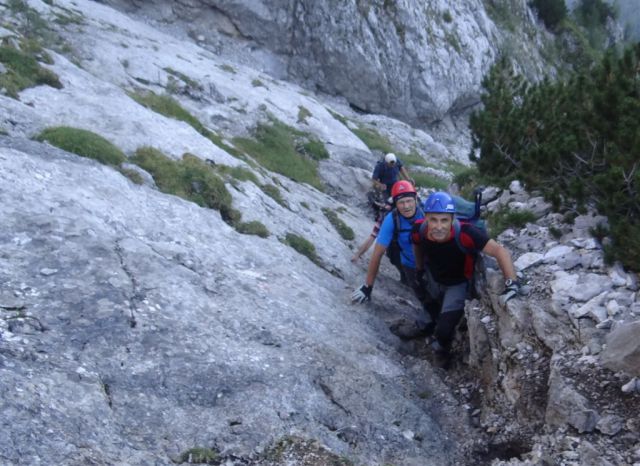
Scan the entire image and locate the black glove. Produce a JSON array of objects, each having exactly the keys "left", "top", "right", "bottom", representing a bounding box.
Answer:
[
  {"left": 500, "top": 278, "right": 521, "bottom": 305},
  {"left": 352, "top": 284, "right": 373, "bottom": 303}
]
